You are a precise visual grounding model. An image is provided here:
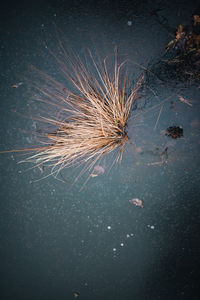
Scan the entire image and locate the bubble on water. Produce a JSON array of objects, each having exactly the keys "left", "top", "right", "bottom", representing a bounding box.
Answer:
[{"left": 148, "top": 225, "right": 155, "bottom": 229}]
